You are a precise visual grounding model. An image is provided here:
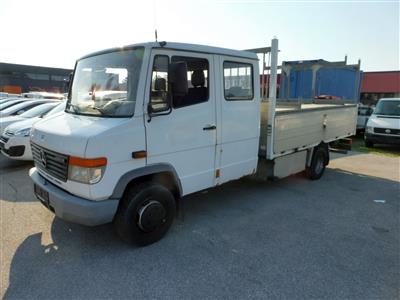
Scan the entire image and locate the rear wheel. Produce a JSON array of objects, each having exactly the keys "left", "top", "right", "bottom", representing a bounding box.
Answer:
[
  {"left": 306, "top": 146, "right": 328, "bottom": 180},
  {"left": 114, "top": 182, "right": 176, "bottom": 246}
]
